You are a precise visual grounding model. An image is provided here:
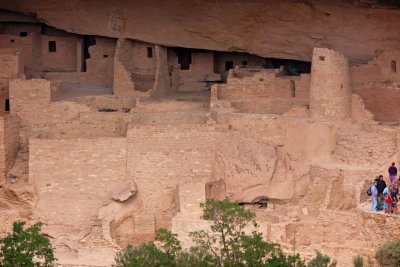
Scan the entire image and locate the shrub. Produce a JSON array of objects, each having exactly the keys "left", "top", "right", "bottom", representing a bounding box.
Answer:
[
  {"left": 0, "top": 221, "right": 56, "bottom": 266},
  {"left": 307, "top": 251, "right": 337, "bottom": 267},
  {"left": 353, "top": 255, "right": 363, "bottom": 267},
  {"left": 375, "top": 240, "right": 400, "bottom": 267},
  {"left": 115, "top": 199, "right": 340, "bottom": 266}
]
